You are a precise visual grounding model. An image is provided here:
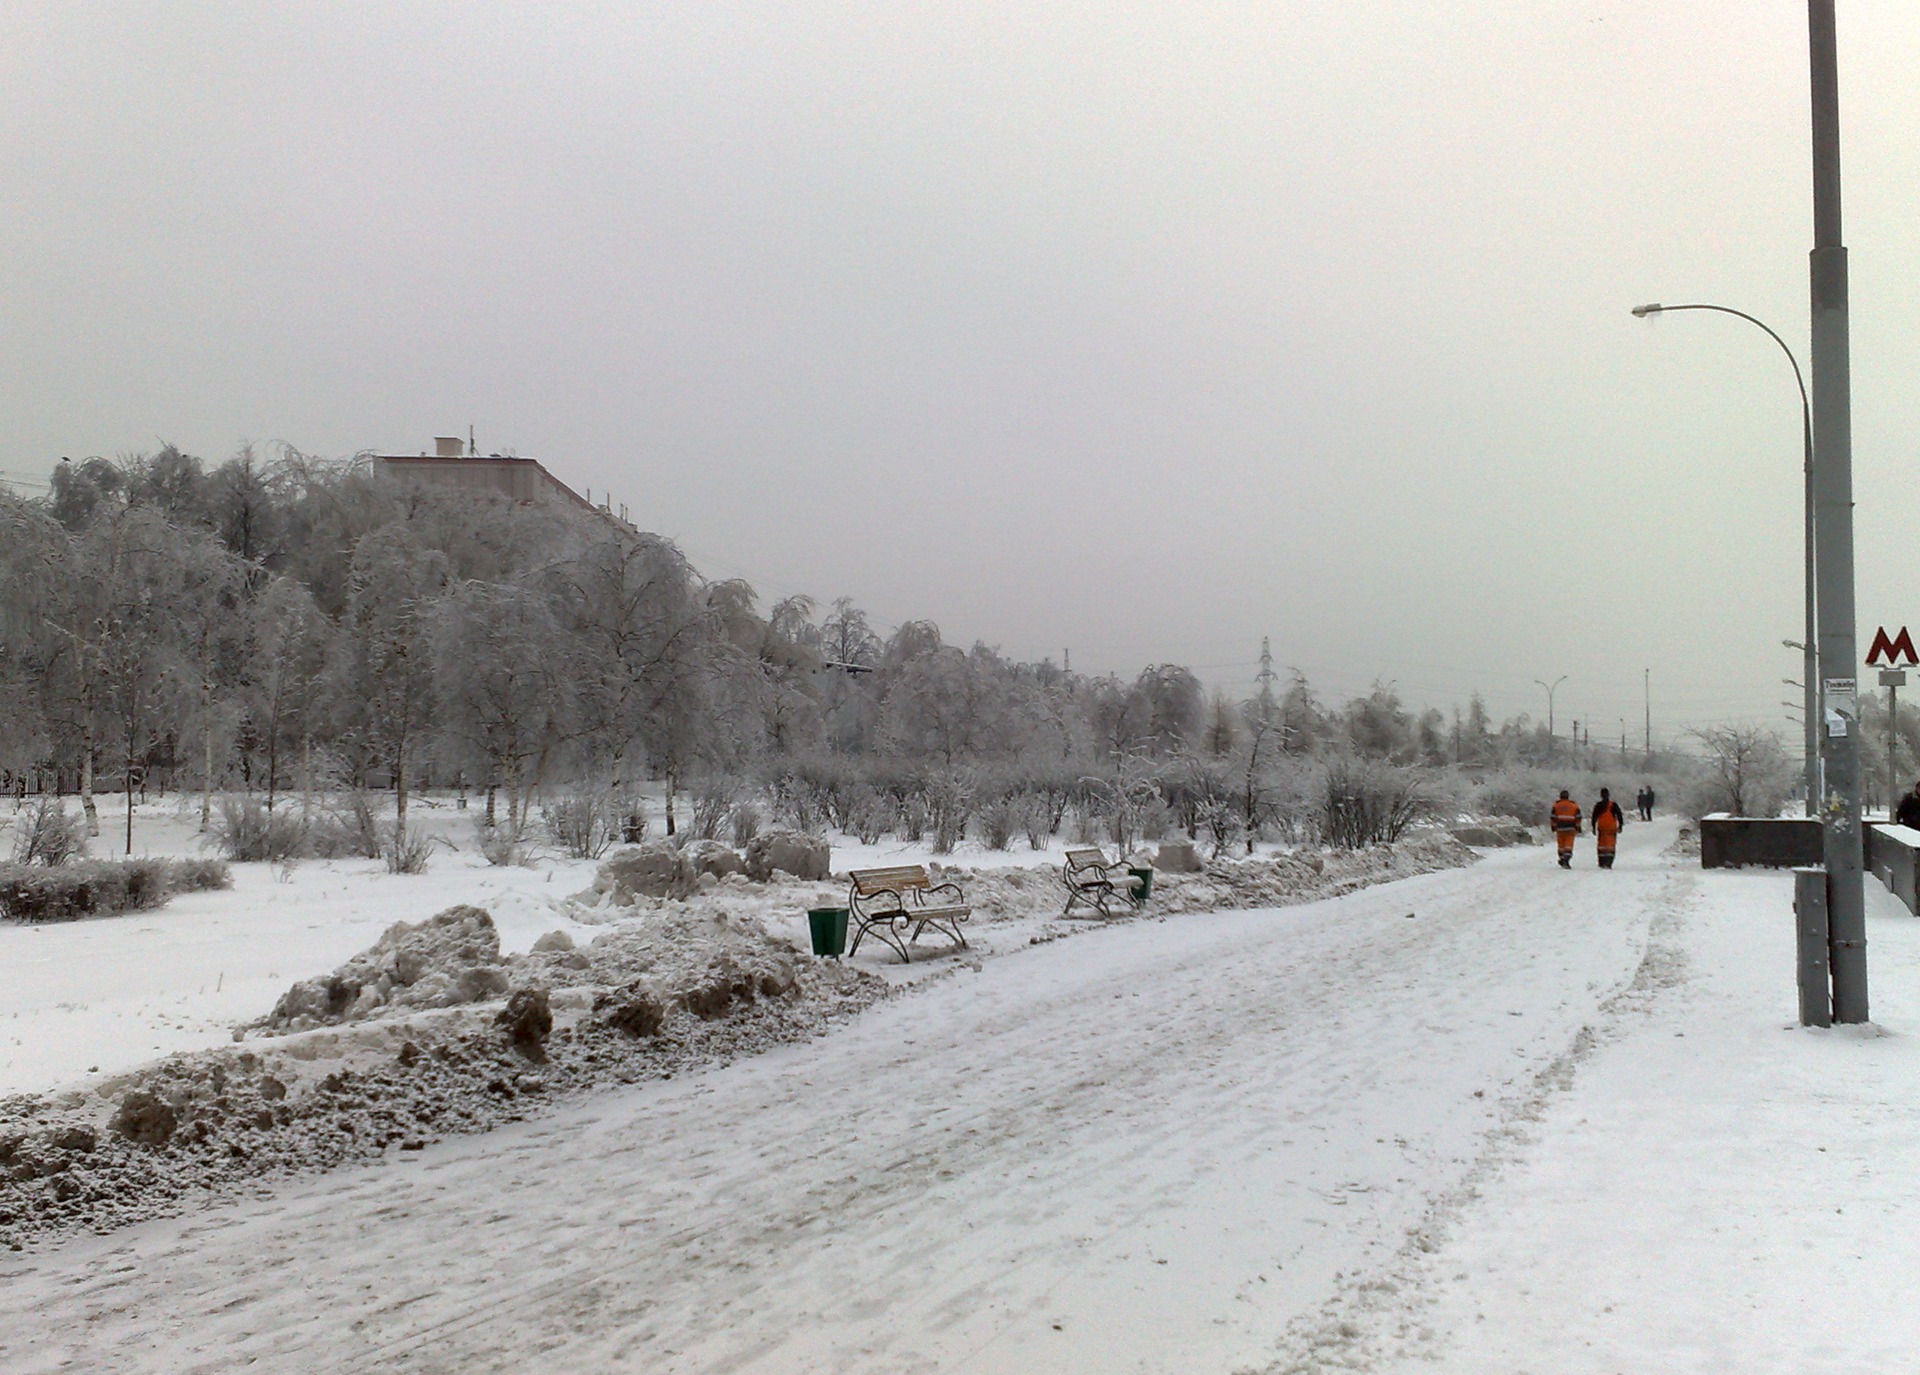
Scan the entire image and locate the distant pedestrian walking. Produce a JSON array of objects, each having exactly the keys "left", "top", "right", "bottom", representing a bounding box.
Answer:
[
  {"left": 1550, "top": 790, "right": 1582, "bottom": 868},
  {"left": 1637, "top": 785, "right": 1655, "bottom": 822},
  {"left": 1897, "top": 780, "right": 1920, "bottom": 831},
  {"left": 1592, "top": 789, "right": 1625, "bottom": 869}
]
